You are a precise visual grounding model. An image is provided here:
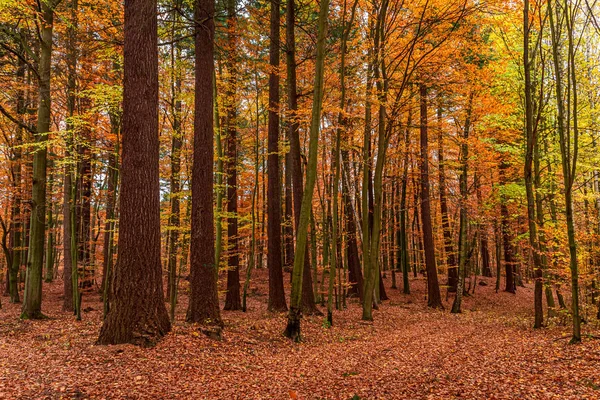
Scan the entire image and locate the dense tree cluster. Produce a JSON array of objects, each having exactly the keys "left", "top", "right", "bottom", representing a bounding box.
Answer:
[{"left": 0, "top": 0, "right": 599, "bottom": 345}]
